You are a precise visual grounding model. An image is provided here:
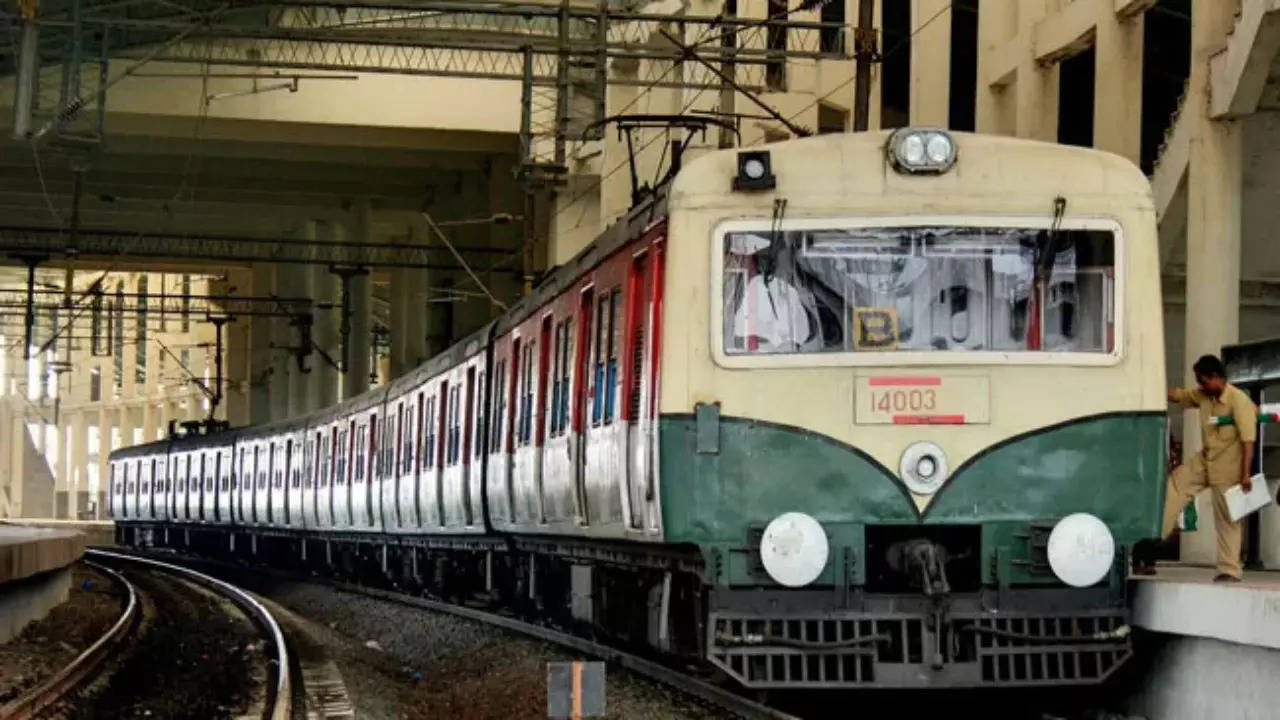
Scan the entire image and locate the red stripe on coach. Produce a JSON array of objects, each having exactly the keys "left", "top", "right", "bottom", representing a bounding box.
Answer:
[
  {"left": 892, "top": 414, "right": 965, "bottom": 425},
  {"left": 869, "top": 377, "right": 943, "bottom": 386}
]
